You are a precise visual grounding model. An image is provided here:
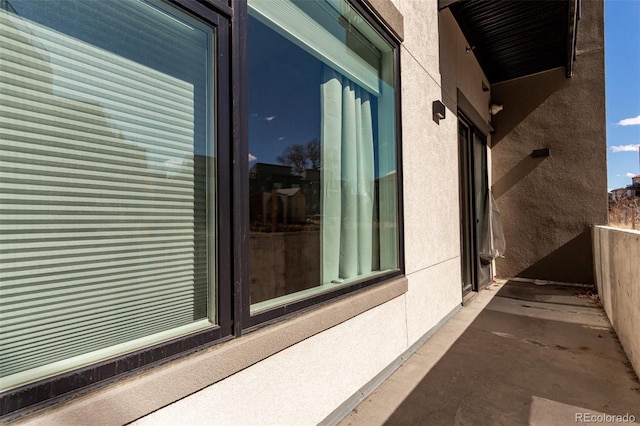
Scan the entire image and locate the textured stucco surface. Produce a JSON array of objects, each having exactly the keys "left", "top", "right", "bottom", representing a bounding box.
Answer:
[
  {"left": 133, "top": 296, "right": 409, "bottom": 426},
  {"left": 398, "top": 0, "right": 484, "bottom": 348},
  {"left": 404, "top": 257, "right": 462, "bottom": 346},
  {"left": 397, "top": 0, "right": 440, "bottom": 78},
  {"left": 490, "top": 0, "right": 607, "bottom": 284},
  {"left": 400, "top": 48, "right": 460, "bottom": 275},
  {"left": 438, "top": 9, "right": 491, "bottom": 123},
  {"left": 400, "top": 3, "right": 490, "bottom": 278},
  {"left": 593, "top": 226, "right": 640, "bottom": 379}
]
